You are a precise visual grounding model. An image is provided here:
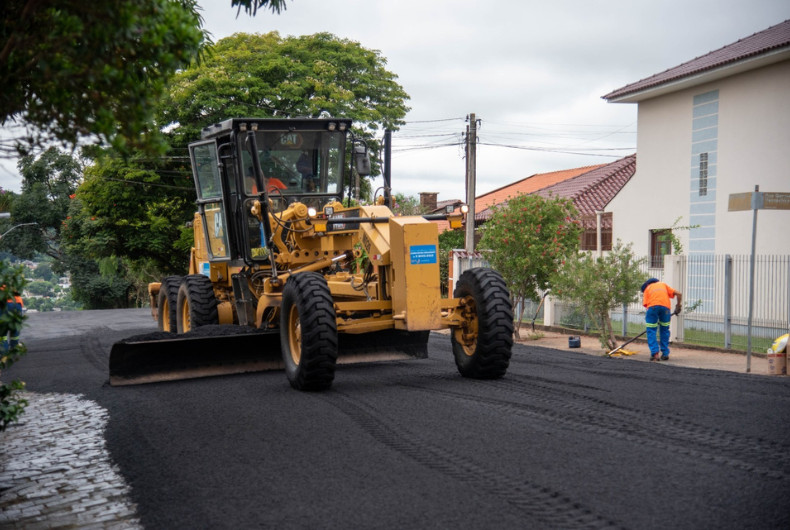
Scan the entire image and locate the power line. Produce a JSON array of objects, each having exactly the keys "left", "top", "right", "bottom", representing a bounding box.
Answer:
[
  {"left": 390, "top": 142, "right": 463, "bottom": 153},
  {"left": 477, "top": 142, "right": 633, "bottom": 158},
  {"left": 98, "top": 177, "right": 195, "bottom": 191},
  {"left": 404, "top": 117, "right": 465, "bottom": 124},
  {"left": 485, "top": 120, "right": 635, "bottom": 129}
]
